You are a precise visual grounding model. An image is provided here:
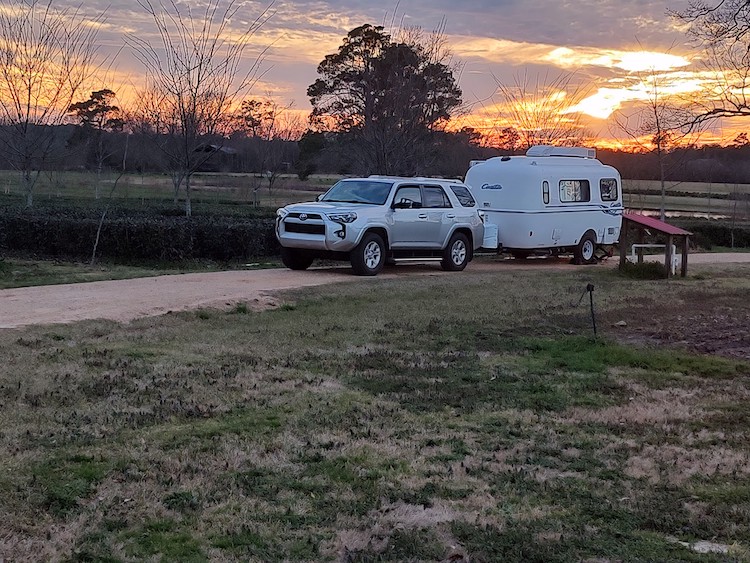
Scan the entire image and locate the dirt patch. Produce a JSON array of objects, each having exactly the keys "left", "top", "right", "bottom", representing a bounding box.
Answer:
[{"left": 609, "top": 294, "right": 750, "bottom": 360}]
